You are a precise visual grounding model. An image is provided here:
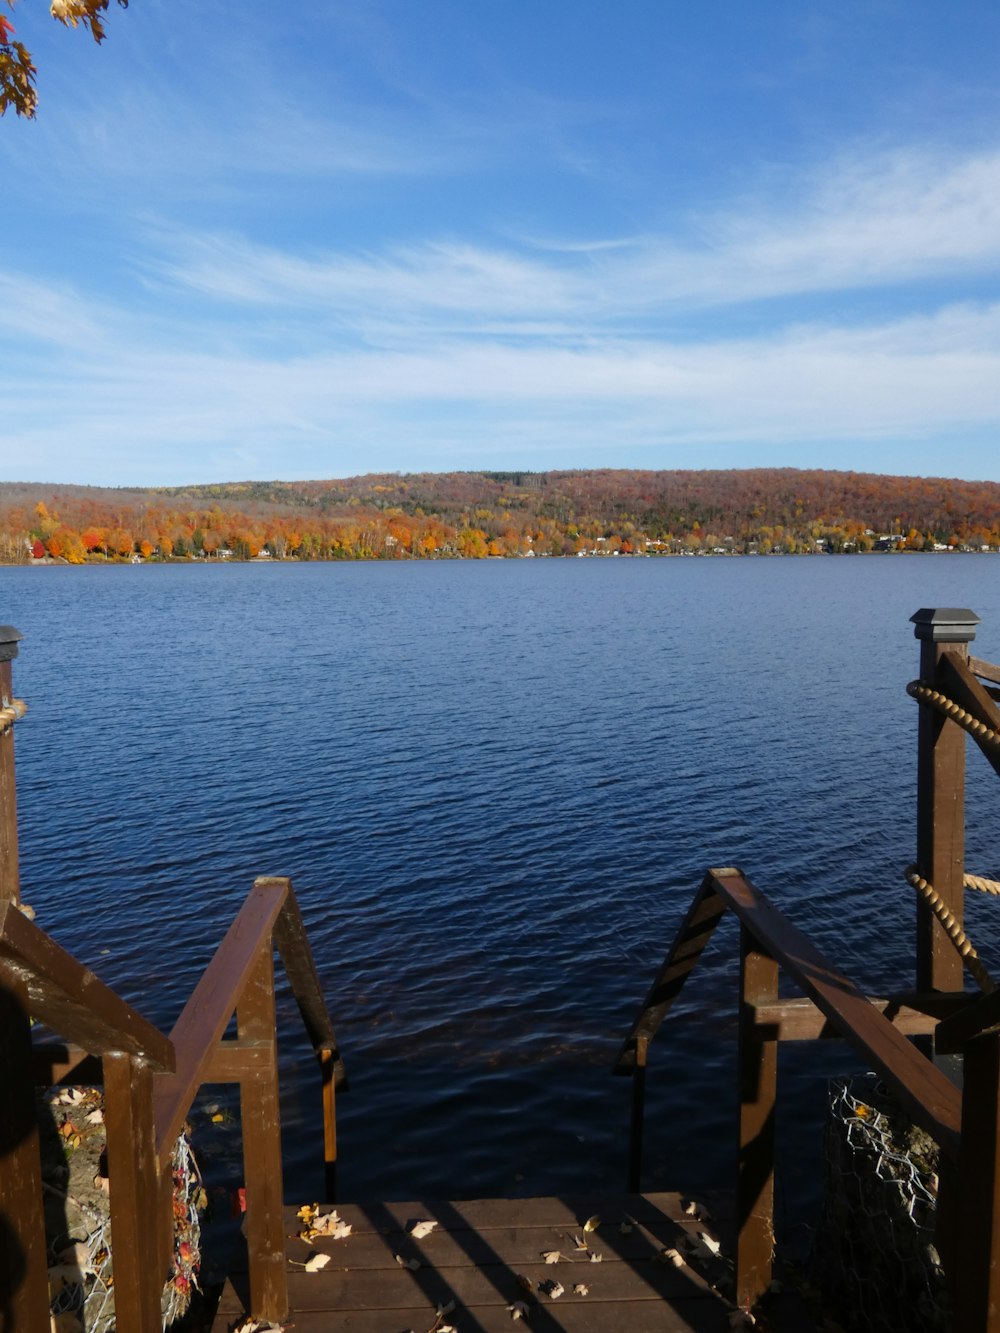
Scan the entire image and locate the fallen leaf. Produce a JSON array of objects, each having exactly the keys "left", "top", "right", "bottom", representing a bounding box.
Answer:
[
  {"left": 659, "top": 1247, "right": 686, "bottom": 1268},
  {"left": 582, "top": 1215, "right": 600, "bottom": 1232},
  {"left": 572, "top": 1234, "right": 588, "bottom": 1251},
  {"left": 541, "top": 1250, "right": 562, "bottom": 1264},
  {"left": 509, "top": 1299, "right": 531, "bottom": 1320},
  {"left": 296, "top": 1203, "right": 318, "bottom": 1221},
  {"left": 395, "top": 1253, "right": 421, "bottom": 1271},
  {"left": 92, "top": 1173, "right": 110, "bottom": 1195},
  {"left": 516, "top": 1273, "right": 535, "bottom": 1296},
  {"left": 618, "top": 1220, "right": 634, "bottom": 1235},
  {"left": 411, "top": 1220, "right": 438, "bottom": 1239},
  {"left": 85, "top": 1109, "right": 104, "bottom": 1125},
  {"left": 573, "top": 1283, "right": 589, "bottom": 1296},
  {"left": 729, "top": 1312, "right": 757, "bottom": 1329},
  {"left": 696, "top": 1231, "right": 722, "bottom": 1257},
  {"left": 544, "top": 1280, "right": 565, "bottom": 1299},
  {"left": 210, "top": 1112, "right": 225, "bottom": 1123},
  {"left": 588, "top": 1251, "right": 603, "bottom": 1263},
  {"left": 436, "top": 1300, "right": 456, "bottom": 1316},
  {"left": 304, "top": 1252, "right": 331, "bottom": 1272}
]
